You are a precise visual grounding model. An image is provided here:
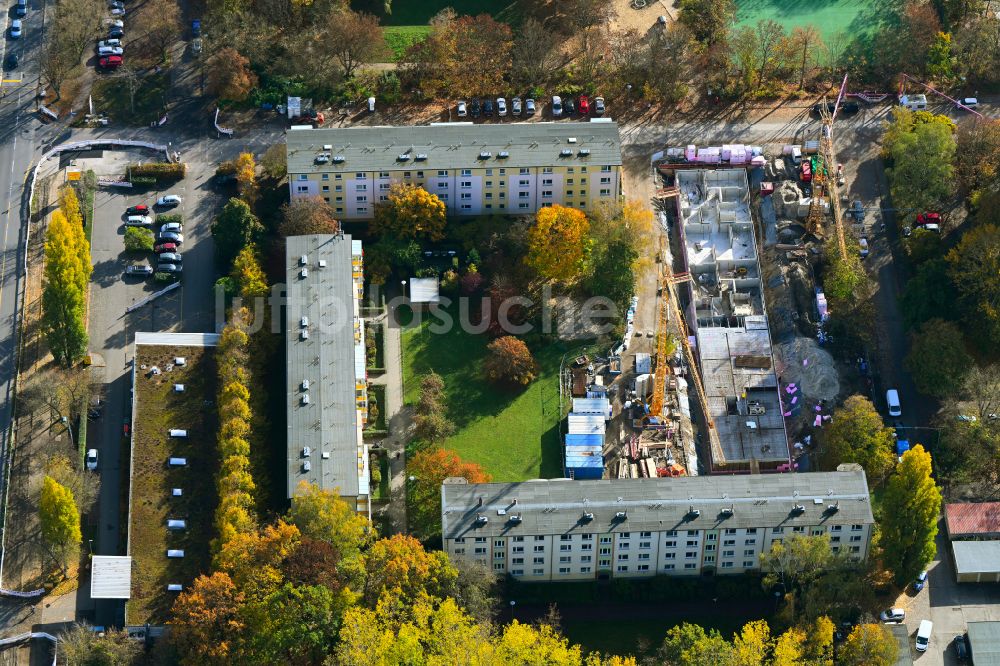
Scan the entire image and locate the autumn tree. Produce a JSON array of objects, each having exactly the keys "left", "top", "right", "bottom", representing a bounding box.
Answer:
[
  {"left": 412, "top": 371, "right": 456, "bottom": 445},
  {"left": 525, "top": 205, "right": 591, "bottom": 283},
  {"left": 819, "top": 395, "right": 896, "bottom": 485},
  {"left": 884, "top": 109, "right": 957, "bottom": 216},
  {"left": 141, "top": 0, "right": 181, "bottom": 61},
  {"left": 881, "top": 445, "right": 942, "bottom": 586},
  {"left": 234, "top": 152, "right": 259, "bottom": 207},
  {"left": 42, "top": 208, "right": 91, "bottom": 366},
  {"left": 731, "top": 620, "right": 772, "bottom": 666},
  {"left": 407, "top": 447, "right": 491, "bottom": 539},
  {"left": 322, "top": 10, "right": 387, "bottom": 78},
  {"left": 361, "top": 534, "right": 458, "bottom": 607},
  {"left": 405, "top": 14, "right": 513, "bottom": 98},
  {"left": 41, "top": 36, "right": 76, "bottom": 101},
  {"left": 171, "top": 572, "right": 247, "bottom": 664},
  {"left": 58, "top": 624, "right": 142, "bottom": 665},
  {"left": 51, "top": 0, "right": 104, "bottom": 66},
  {"left": 947, "top": 224, "right": 1000, "bottom": 344},
  {"left": 484, "top": 336, "right": 538, "bottom": 386},
  {"left": 904, "top": 319, "right": 972, "bottom": 397},
  {"left": 207, "top": 48, "right": 258, "bottom": 101},
  {"left": 40, "top": 476, "right": 81, "bottom": 575},
  {"left": 372, "top": 184, "right": 446, "bottom": 241},
  {"left": 730, "top": 20, "right": 792, "bottom": 97},
  {"left": 279, "top": 198, "right": 340, "bottom": 237},
  {"left": 678, "top": 0, "right": 736, "bottom": 47},
  {"left": 510, "top": 18, "right": 561, "bottom": 90},
  {"left": 231, "top": 245, "right": 268, "bottom": 299},
  {"left": 288, "top": 481, "right": 372, "bottom": 562},
  {"left": 789, "top": 25, "right": 823, "bottom": 89},
  {"left": 260, "top": 144, "right": 287, "bottom": 180},
  {"left": 657, "top": 622, "right": 734, "bottom": 665},
  {"left": 211, "top": 197, "right": 264, "bottom": 269},
  {"left": 837, "top": 624, "right": 898, "bottom": 666}
]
